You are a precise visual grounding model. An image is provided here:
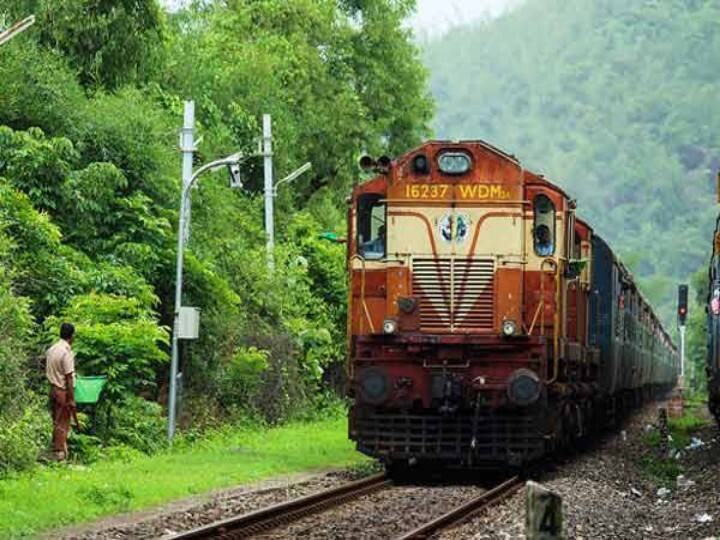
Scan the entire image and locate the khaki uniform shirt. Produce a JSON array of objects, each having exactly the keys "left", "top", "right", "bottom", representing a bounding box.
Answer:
[{"left": 46, "top": 339, "right": 75, "bottom": 389}]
